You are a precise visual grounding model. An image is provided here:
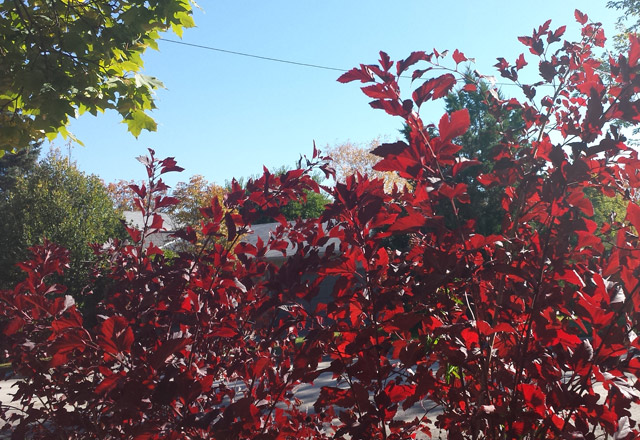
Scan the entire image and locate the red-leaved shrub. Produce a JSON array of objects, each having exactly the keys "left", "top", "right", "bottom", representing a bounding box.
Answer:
[{"left": 3, "top": 11, "right": 640, "bottom": 439}]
